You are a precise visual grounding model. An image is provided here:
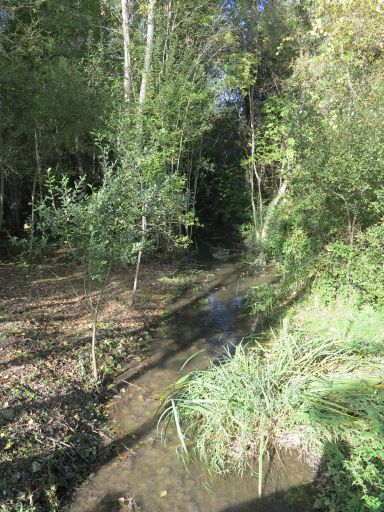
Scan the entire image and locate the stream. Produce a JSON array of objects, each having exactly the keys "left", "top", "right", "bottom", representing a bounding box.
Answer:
[{"left": 70, "top": 263, "right": 313, "bottom": 512}]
